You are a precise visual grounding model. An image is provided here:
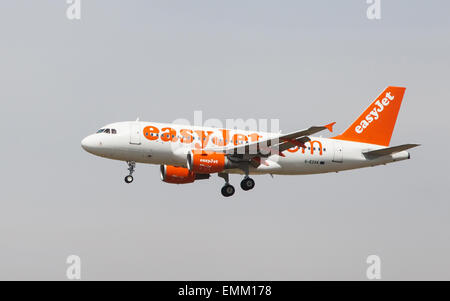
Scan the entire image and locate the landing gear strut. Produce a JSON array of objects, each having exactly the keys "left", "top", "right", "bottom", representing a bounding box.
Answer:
[
  {"left": 124, "top": 161, "right": 135, "bottom": 183},
  {"left": 240, "top": 176, "right": 255, "bottom": 191},
  {"left": 218, "top": 173, "right": 235, "bottom": 197}
]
